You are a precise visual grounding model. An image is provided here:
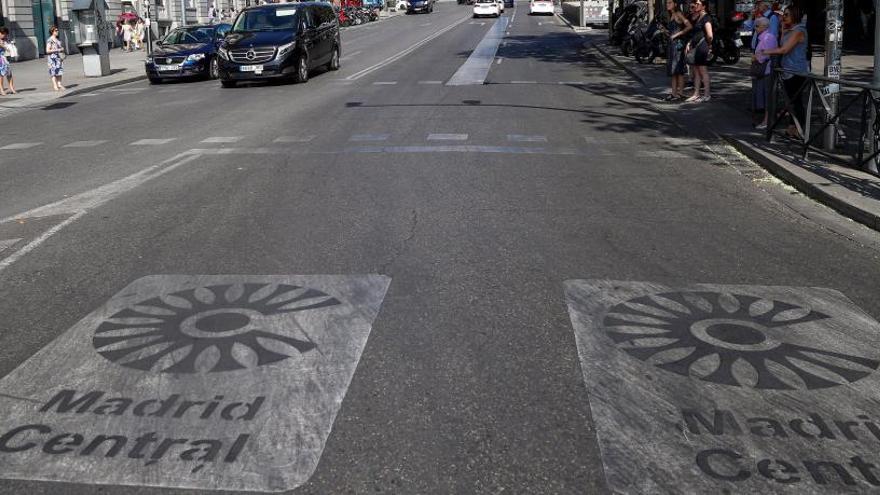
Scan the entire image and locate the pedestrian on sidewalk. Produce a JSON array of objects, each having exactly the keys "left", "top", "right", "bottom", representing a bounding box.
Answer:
[
  {"left": 750, "top": 1, "right": 779, "bottom": 50},
  {"left": 0, "top": 27, "right": 16, "bottom": 95},
  {"left": 46, "top": 26, "right": 65, "bottom": 91},
  {"left": 751, "top": 16, "right": 775, "bottom": 129},
  {"left": 664, "top": 0, "right": 691, "bottom": 101},
  {"left": 122, "top": 21, "right": 133, "bottom": 52},
  {"left": 685, "top": 0, "right": 713, "bottom": 102},
  {"left": 134, "top": 20, "right": 145, "bottom": 51},
  {"left": 758, "top": 6, "right": 808, "bottom": 139}
]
